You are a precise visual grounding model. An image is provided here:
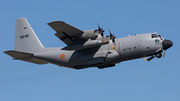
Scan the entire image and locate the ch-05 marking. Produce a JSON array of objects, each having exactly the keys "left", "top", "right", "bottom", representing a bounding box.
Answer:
[{"left": 20, "top": 34, "right": 29, "bottom": 39}]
